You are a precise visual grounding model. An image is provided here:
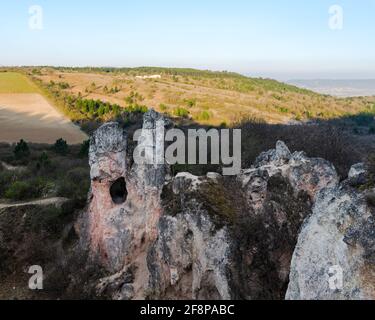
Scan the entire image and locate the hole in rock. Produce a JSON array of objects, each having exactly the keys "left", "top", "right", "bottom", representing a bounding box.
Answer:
[{"left": 110, "top": 177, "right": 128, "bottom": 205}]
